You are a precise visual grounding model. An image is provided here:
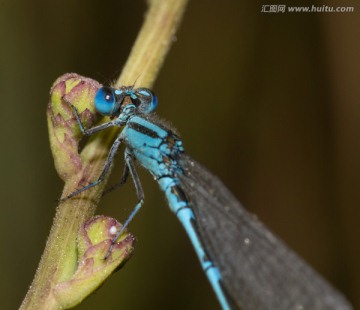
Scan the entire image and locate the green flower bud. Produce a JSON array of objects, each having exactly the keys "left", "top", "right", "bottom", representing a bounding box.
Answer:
[
  {"left": 53, "top": 216, "right": 135, "bottom": 308},
  {"left": 47, "top": 73, "right": 101, "bottom": 180}
]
